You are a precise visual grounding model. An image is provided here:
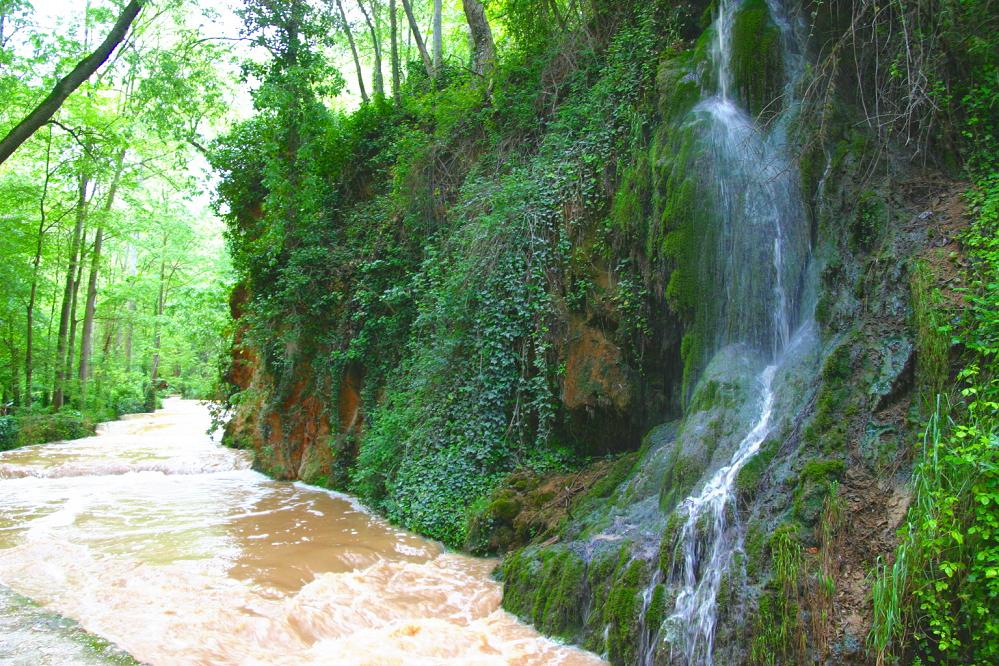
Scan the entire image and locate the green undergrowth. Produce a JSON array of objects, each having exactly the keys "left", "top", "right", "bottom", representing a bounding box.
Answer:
[
  {"left": 870, "top": 174, "right": 999, "bottom": 663},
  {"left": 750, "top": 525, "right": 805, "bottom": 665},
  {"left": 214, "top": 2, "right": 690, "bottom": 547},
  {"left": 0, "top": 411, "right": 96, "bottom": 451}
]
